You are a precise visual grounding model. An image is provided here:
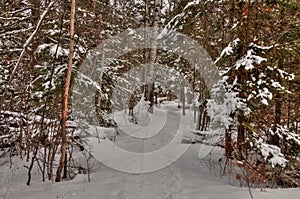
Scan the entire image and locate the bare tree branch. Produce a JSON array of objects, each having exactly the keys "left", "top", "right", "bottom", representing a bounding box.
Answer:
[{"left": 7, "top": 0, "right": 57, "bottom": 87}]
